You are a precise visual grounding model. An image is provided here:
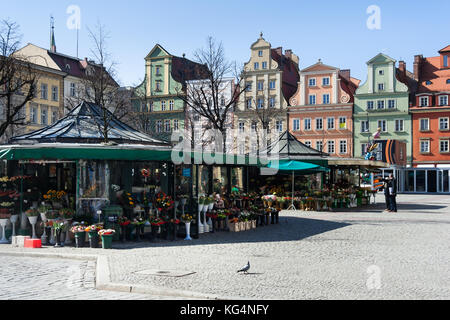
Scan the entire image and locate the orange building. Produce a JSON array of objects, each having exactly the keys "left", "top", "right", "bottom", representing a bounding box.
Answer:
[
  {"left": 288, "top": 60, "right": 360, "bottom": 157},
  {"left": 411, "top": 45, "right": 450, "bottom": 168}
]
